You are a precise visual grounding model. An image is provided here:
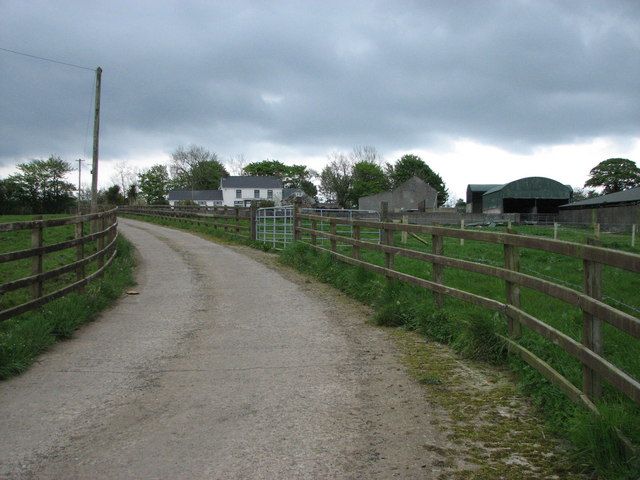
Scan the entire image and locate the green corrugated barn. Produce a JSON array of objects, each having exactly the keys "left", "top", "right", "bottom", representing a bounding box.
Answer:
[{"left": 467, "top": 177, "right": 572, "bottom": 214}]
